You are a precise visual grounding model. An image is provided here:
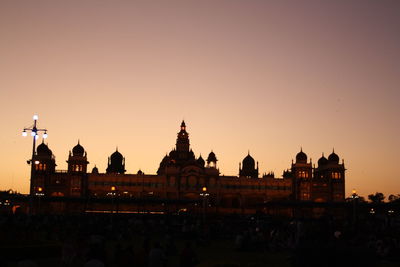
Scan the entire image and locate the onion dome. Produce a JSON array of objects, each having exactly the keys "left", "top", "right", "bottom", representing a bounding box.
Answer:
[
  {"left": 207, "top": 151, "right": 217, "bottom": 163},
  {"left": 37, "top": 142, "right": 52, "bottom": 156},
  {"left": 72, "top": 141, "right": 84, "bottom": 156},
  {"left": 197, "top": 155, "right": 205, "bottom": 167},
  {"left": 137, "top": 169, "right": 143, "bottom": 175},
  {"left": 243, "top": 153, "right": 255, "bottom": 169},
  {"left": 295, "top": 148, "right": 307, "bottom": 163},
  {"left": 318, "top": 153, "right": 328, "bottom": 166},
  {"left": 92, "top": 165, "right": 99, "bottom": 174},
  {"left": 111, "top": 150, "right": 123, "bottom": 161},
  {"left": 328, "top": 150, "right": 339, "bottom": 164}
]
